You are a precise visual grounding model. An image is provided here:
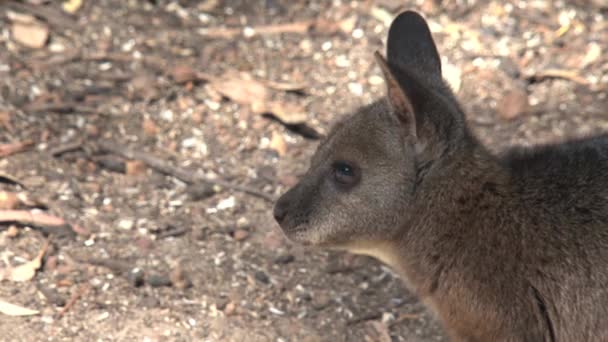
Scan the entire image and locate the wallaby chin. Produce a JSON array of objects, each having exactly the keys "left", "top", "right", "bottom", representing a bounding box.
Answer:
[{"left": 274, "top": 9, "right": 608, "bottom": 342}]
